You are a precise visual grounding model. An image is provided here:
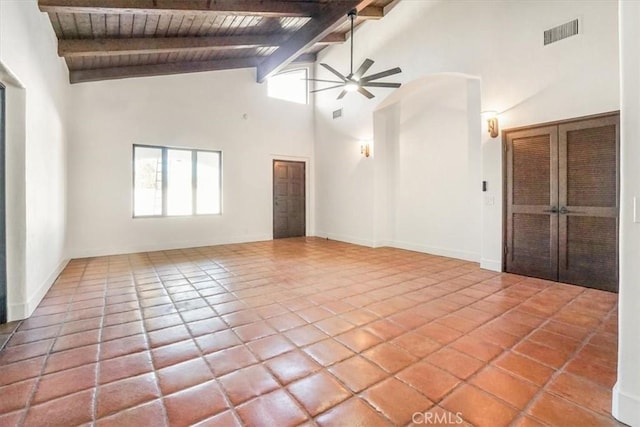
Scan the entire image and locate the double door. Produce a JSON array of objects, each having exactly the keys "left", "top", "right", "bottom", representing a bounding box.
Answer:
[{"left": 505, "top": 113, "right": 619, "bottom": 292}]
